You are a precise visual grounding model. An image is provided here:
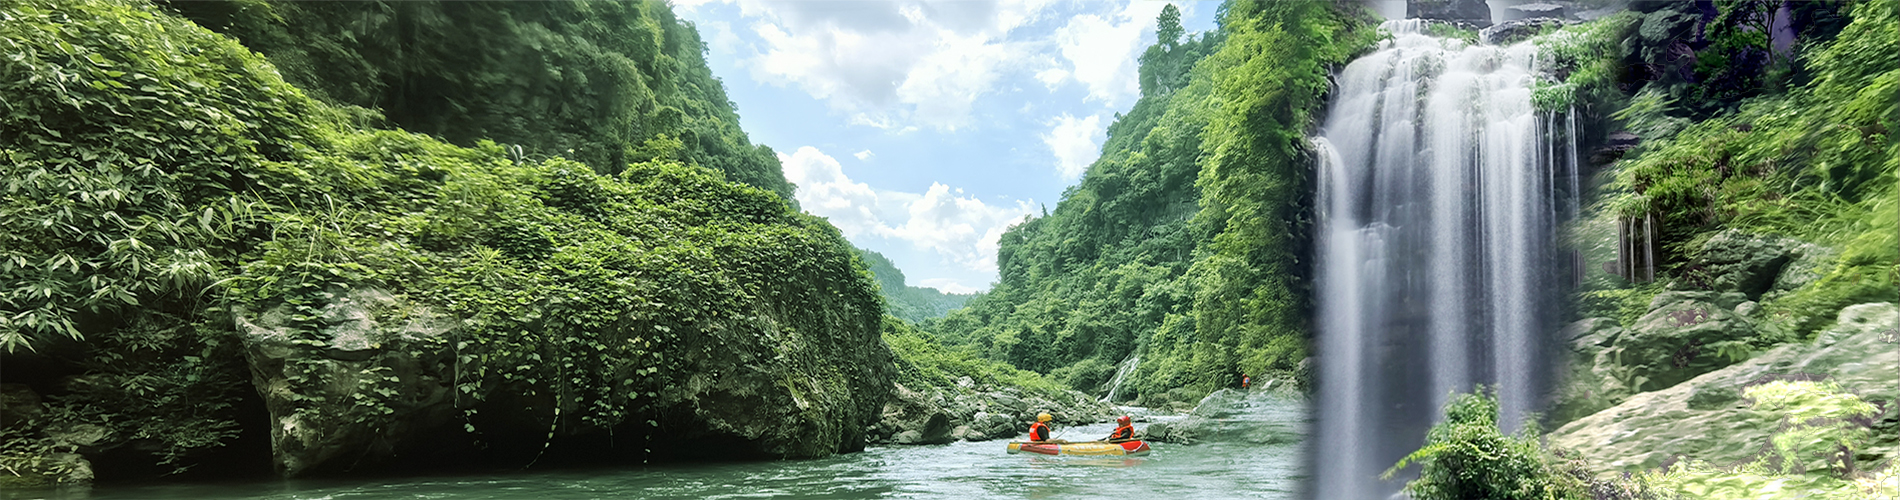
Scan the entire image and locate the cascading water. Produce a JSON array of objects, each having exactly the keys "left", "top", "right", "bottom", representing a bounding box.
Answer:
[
  {"left": 1310, "top": 20, "right": 1580, "bottom": 499},
  {"left": 1101, "top": 355, "right": 1140, "bottom": 403}
]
